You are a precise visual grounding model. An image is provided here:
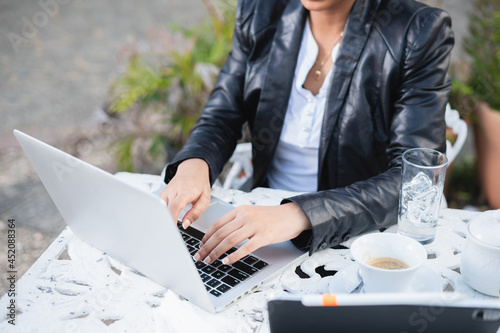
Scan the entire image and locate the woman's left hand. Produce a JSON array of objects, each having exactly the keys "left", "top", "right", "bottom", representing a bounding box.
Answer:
[{"left": 193, "top": 203, "right": 311, "bottom": 265}]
